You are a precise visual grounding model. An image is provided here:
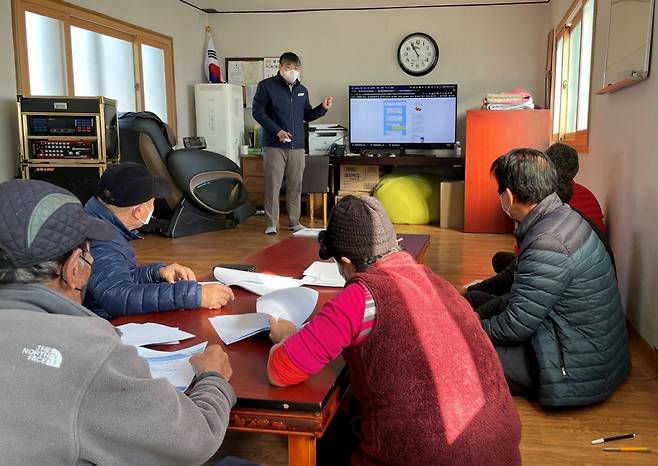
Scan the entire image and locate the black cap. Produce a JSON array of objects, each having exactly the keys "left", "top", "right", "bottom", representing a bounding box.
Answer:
[
  {"left": 97, "top": 162, "right": 171, "bottom": 207},
  {"left": 0, "top": 179, "right": 115, "bottom": 268}
]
